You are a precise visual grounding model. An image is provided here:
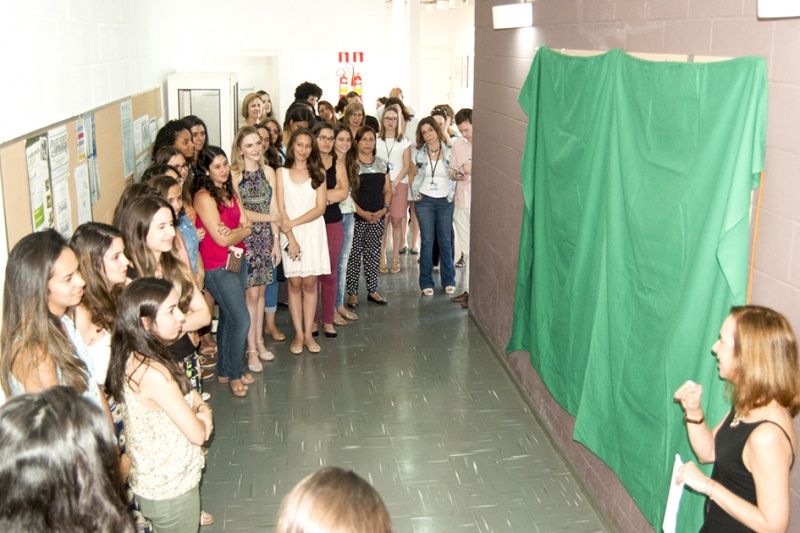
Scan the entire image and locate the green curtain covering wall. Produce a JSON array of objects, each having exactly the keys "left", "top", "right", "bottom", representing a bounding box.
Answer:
[{"left": 507, "top": 47, "right": 766, "bottom": 531}]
